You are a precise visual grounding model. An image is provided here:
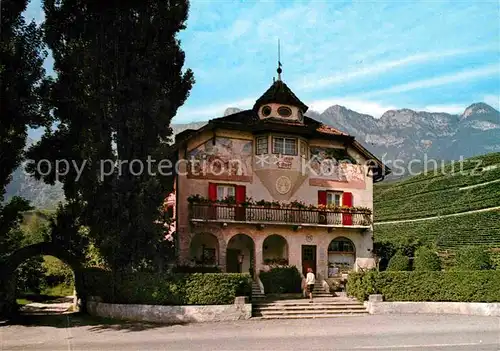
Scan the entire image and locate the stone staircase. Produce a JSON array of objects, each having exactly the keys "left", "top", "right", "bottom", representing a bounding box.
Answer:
[
  {"left": 251, "top": 280, "right": 265, "bottom": 300},
  {"left": 311, "top": 281, "right": 334, "bottom": 298},
  {"left": 252, "top": 297, "right": 368, "bottom": 319}
]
